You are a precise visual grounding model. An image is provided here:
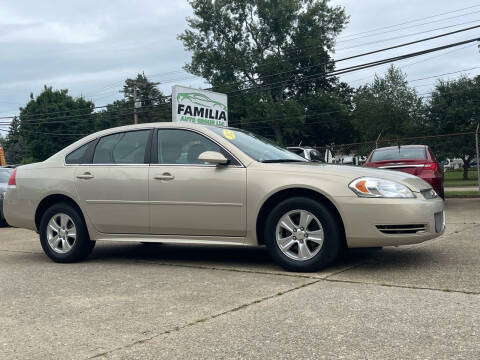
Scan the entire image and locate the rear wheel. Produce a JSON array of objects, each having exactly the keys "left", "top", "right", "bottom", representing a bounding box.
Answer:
[
  {"left": 264, "top": 197, "right": 342, "bottom": 272},
  {"left": 39, "top": 203, "right": 95, "bottom": 263}
]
